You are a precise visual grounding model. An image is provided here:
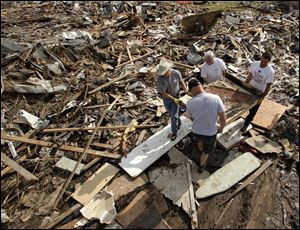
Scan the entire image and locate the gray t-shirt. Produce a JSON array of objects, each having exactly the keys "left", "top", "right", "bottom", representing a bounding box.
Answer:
[
  {"left": 186, "top": 93, "right": 225, "bottom": 136},
  {"left": 156, "top": 69, "right": 183, "bottom": 98}
]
